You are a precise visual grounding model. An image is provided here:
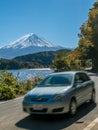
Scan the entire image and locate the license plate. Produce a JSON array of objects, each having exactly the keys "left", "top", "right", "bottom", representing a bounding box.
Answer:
[{"left": 33, "top": 104, "right": 43, "bottom": 110}]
